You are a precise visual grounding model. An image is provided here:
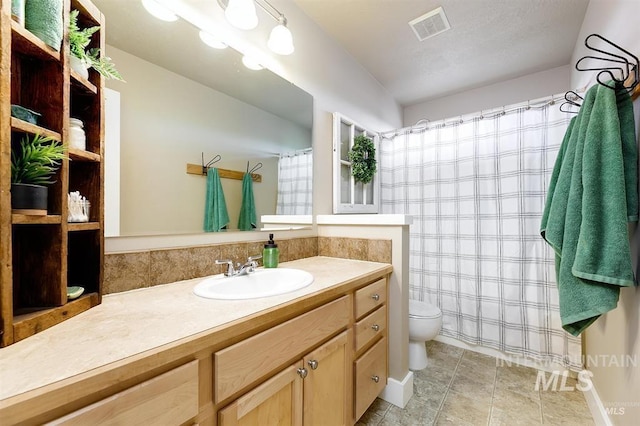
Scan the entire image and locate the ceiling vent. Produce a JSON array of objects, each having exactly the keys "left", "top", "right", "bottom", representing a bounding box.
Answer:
[{"left": 409, "top": 6, "right": 451, "bottom": 41}]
